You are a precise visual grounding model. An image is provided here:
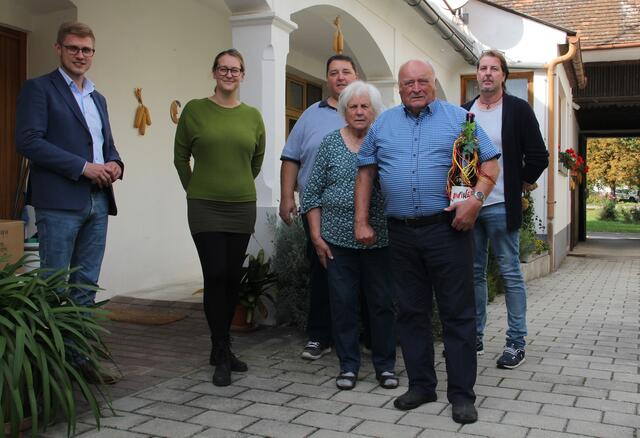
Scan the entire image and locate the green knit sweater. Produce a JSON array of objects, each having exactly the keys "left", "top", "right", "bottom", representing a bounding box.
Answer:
[{"left": 174, "top": 98, "right": 265, "bottom": 202}]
